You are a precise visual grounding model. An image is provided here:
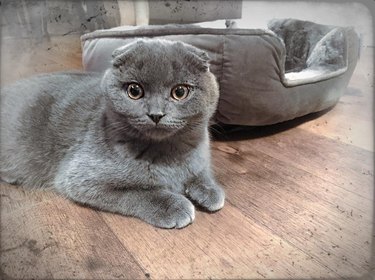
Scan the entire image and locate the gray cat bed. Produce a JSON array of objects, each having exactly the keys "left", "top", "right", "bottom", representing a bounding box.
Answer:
[{"left": 80, "top": 18, "right": 360, "bottom": 125}]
